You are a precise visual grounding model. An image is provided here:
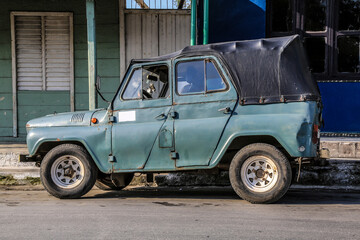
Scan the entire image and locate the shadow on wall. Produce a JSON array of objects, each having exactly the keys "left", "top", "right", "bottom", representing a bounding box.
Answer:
[{"left": 203, "top": 0, "right": 266, "bottom": 43}]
